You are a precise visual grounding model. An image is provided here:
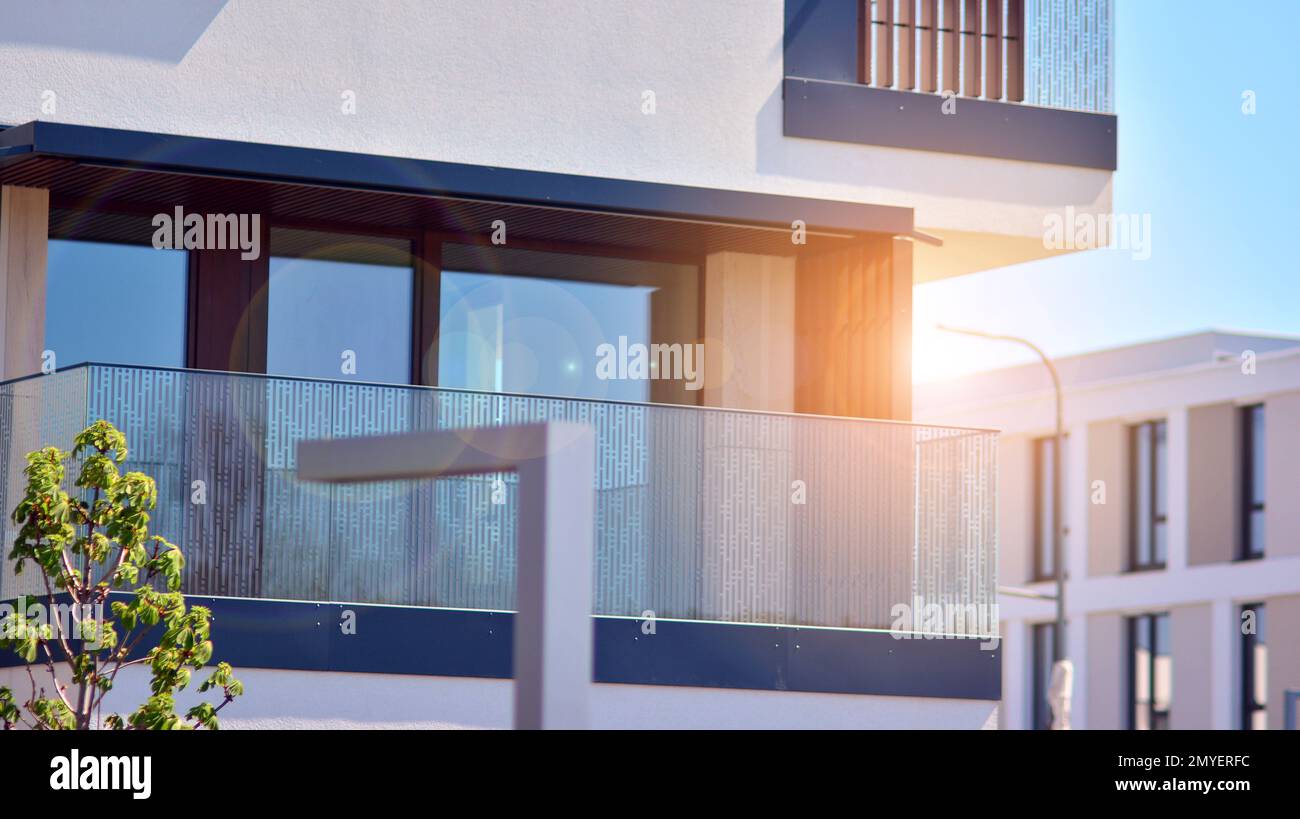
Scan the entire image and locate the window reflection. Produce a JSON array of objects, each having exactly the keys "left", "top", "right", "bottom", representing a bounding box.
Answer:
[
  {"left": 1129, "top": 612, "right": 1171, "bottom": 730},
  {"left": 45, "top": 239, "right": 188, "bottom": 370},
  {"left": 267, "top": 229, "right": 413, "bottom": 383},
  {"left": 1130, "top": 420, "right": 1168, "bottom": 570},
  {"left": 1241, "top": 604, "right": 1267, "bottom": 729},
  {"left": 437, "top": 244, "right": 698, "bottom": 403}
]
